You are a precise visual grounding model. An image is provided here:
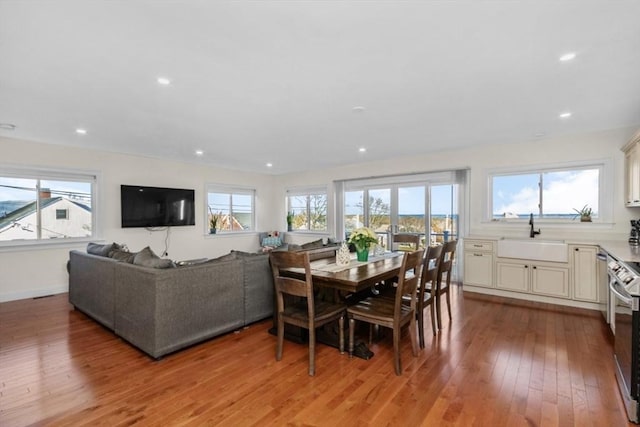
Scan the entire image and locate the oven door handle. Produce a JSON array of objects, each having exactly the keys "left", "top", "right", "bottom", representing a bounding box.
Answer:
[{"left": 610, "top": 279, "right": 633, "bottom": 305}]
